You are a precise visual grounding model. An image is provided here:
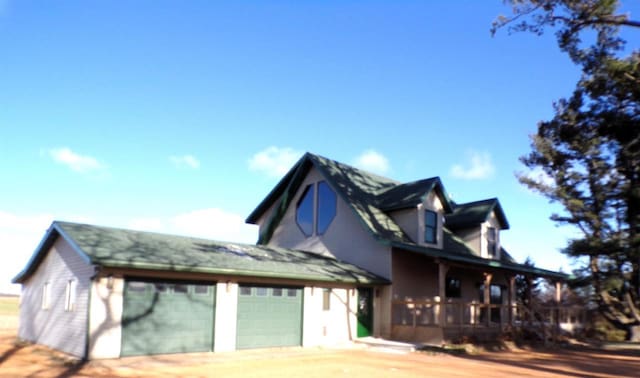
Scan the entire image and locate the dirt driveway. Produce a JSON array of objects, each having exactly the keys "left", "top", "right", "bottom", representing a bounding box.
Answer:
[{"left": 2, "top": 328, "right": 639, "bottom": 378}]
